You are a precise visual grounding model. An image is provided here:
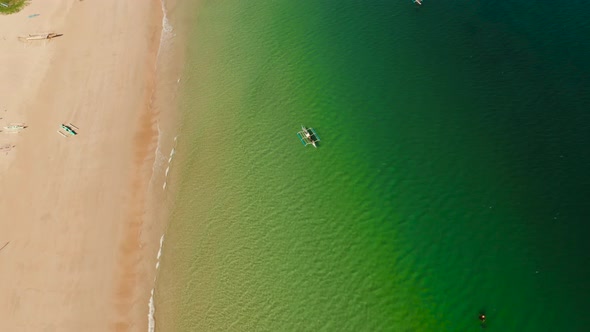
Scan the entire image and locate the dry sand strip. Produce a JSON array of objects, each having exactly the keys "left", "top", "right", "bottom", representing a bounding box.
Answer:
[{"left": 0, "top": 1, "right": 164, "bottom": 331}]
